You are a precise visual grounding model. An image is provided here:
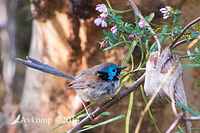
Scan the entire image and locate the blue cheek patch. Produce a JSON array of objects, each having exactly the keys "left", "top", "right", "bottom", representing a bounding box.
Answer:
[
  {"left": 100, "top": 64, "right": 120, "bottom": 81},
  {"left": 108, "top": 76, "right": 114, "bottom": 80}
]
